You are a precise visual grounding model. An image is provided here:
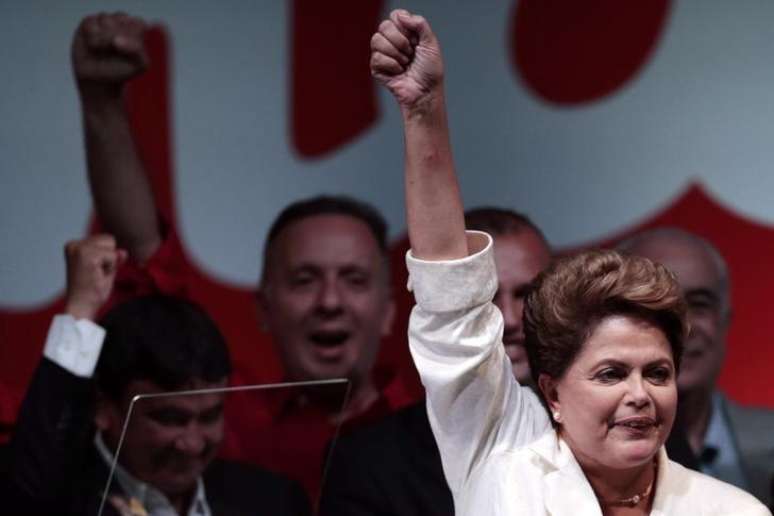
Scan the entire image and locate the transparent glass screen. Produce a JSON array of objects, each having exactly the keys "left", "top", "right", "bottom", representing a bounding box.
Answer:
[{"left": 97, "top": 379, "right": 350, "bottom": 516}]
